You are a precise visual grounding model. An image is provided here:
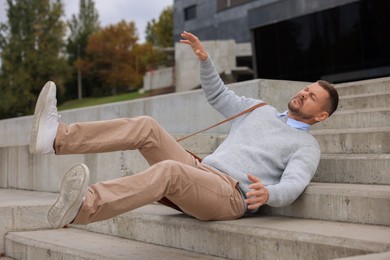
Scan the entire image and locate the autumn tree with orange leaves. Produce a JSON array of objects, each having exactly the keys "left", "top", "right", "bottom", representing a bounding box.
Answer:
[
  {"left": 79, "top": 20, "right": 138, "bottom": 95},
  {"left": 79, "top": 20, "right": 167, "bottom": 96}
]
